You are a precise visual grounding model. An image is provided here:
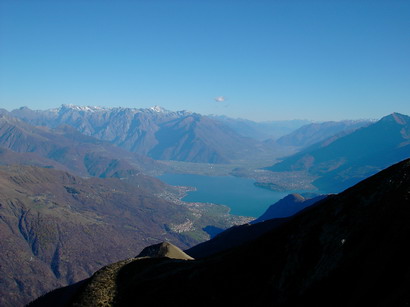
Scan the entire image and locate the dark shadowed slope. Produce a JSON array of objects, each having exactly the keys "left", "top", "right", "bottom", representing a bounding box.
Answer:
[
  {"left": 30, "top": 158, "right": 410, "bottom": 307},
  {"left": 186, "top": 193, "right": 327, "bottom": 259},
  {"left": 185, "top": 217, "right": 289, "bottom": 259},
  {"left": 253, "top": 193, "right": 328, "bottom": 222}
]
